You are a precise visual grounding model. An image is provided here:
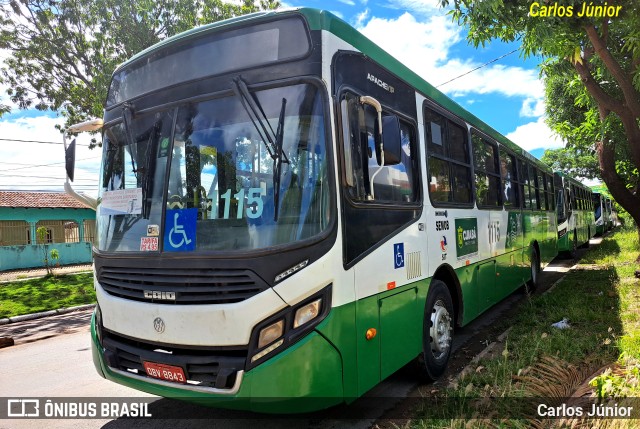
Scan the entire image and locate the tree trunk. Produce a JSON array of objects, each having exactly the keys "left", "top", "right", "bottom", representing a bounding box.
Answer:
[{"left": 596, "top": 137, "right": 640, "bottom": 243}]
